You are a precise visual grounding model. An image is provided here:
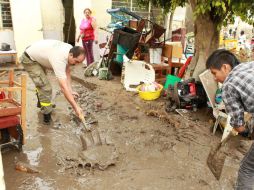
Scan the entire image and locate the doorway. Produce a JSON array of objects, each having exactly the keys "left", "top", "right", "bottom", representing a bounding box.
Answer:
[{"left": 62, "top": 0, "right": 76, "bottom": 46}]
